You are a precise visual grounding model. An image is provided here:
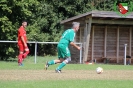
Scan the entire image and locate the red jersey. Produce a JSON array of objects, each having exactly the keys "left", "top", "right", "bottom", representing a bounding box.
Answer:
[{"left": 18, "top": 26, "right": 27, "bottom": 45}]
